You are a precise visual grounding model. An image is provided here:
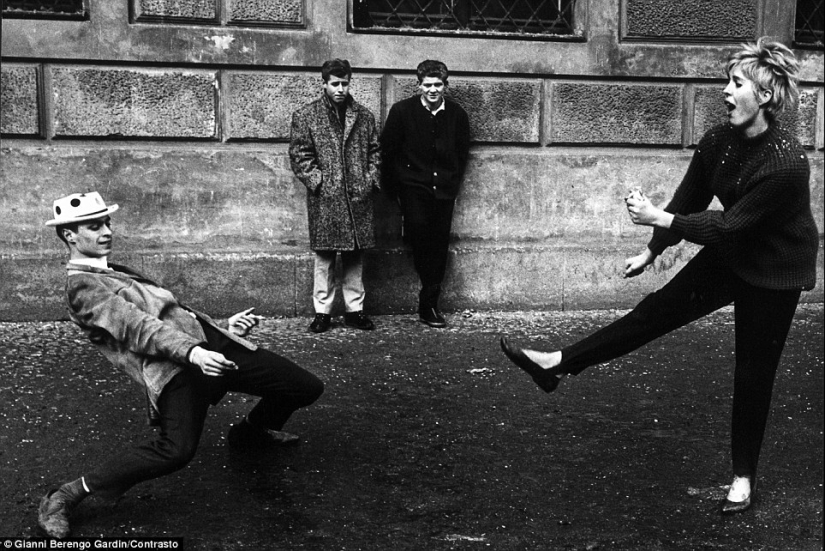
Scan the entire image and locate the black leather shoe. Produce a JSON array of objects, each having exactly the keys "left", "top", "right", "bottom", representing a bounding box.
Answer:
[
  {"left": 344, "top": 311, "right": 375, "bottom": 330},
  {"left": 309, "top": 313, "right": 331, "bottom": 333},
  {"left": 419, "top": 307, "right": 447, "bottom": 328},
  {"left": 721, "top": 477, "right": 756, "bottom": 515},
  {"left": 500, "top": 336, "right": 561, "bottom": 393},
  {"left": 227, "top": 422, "right": 300, "bottom": 449}
]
